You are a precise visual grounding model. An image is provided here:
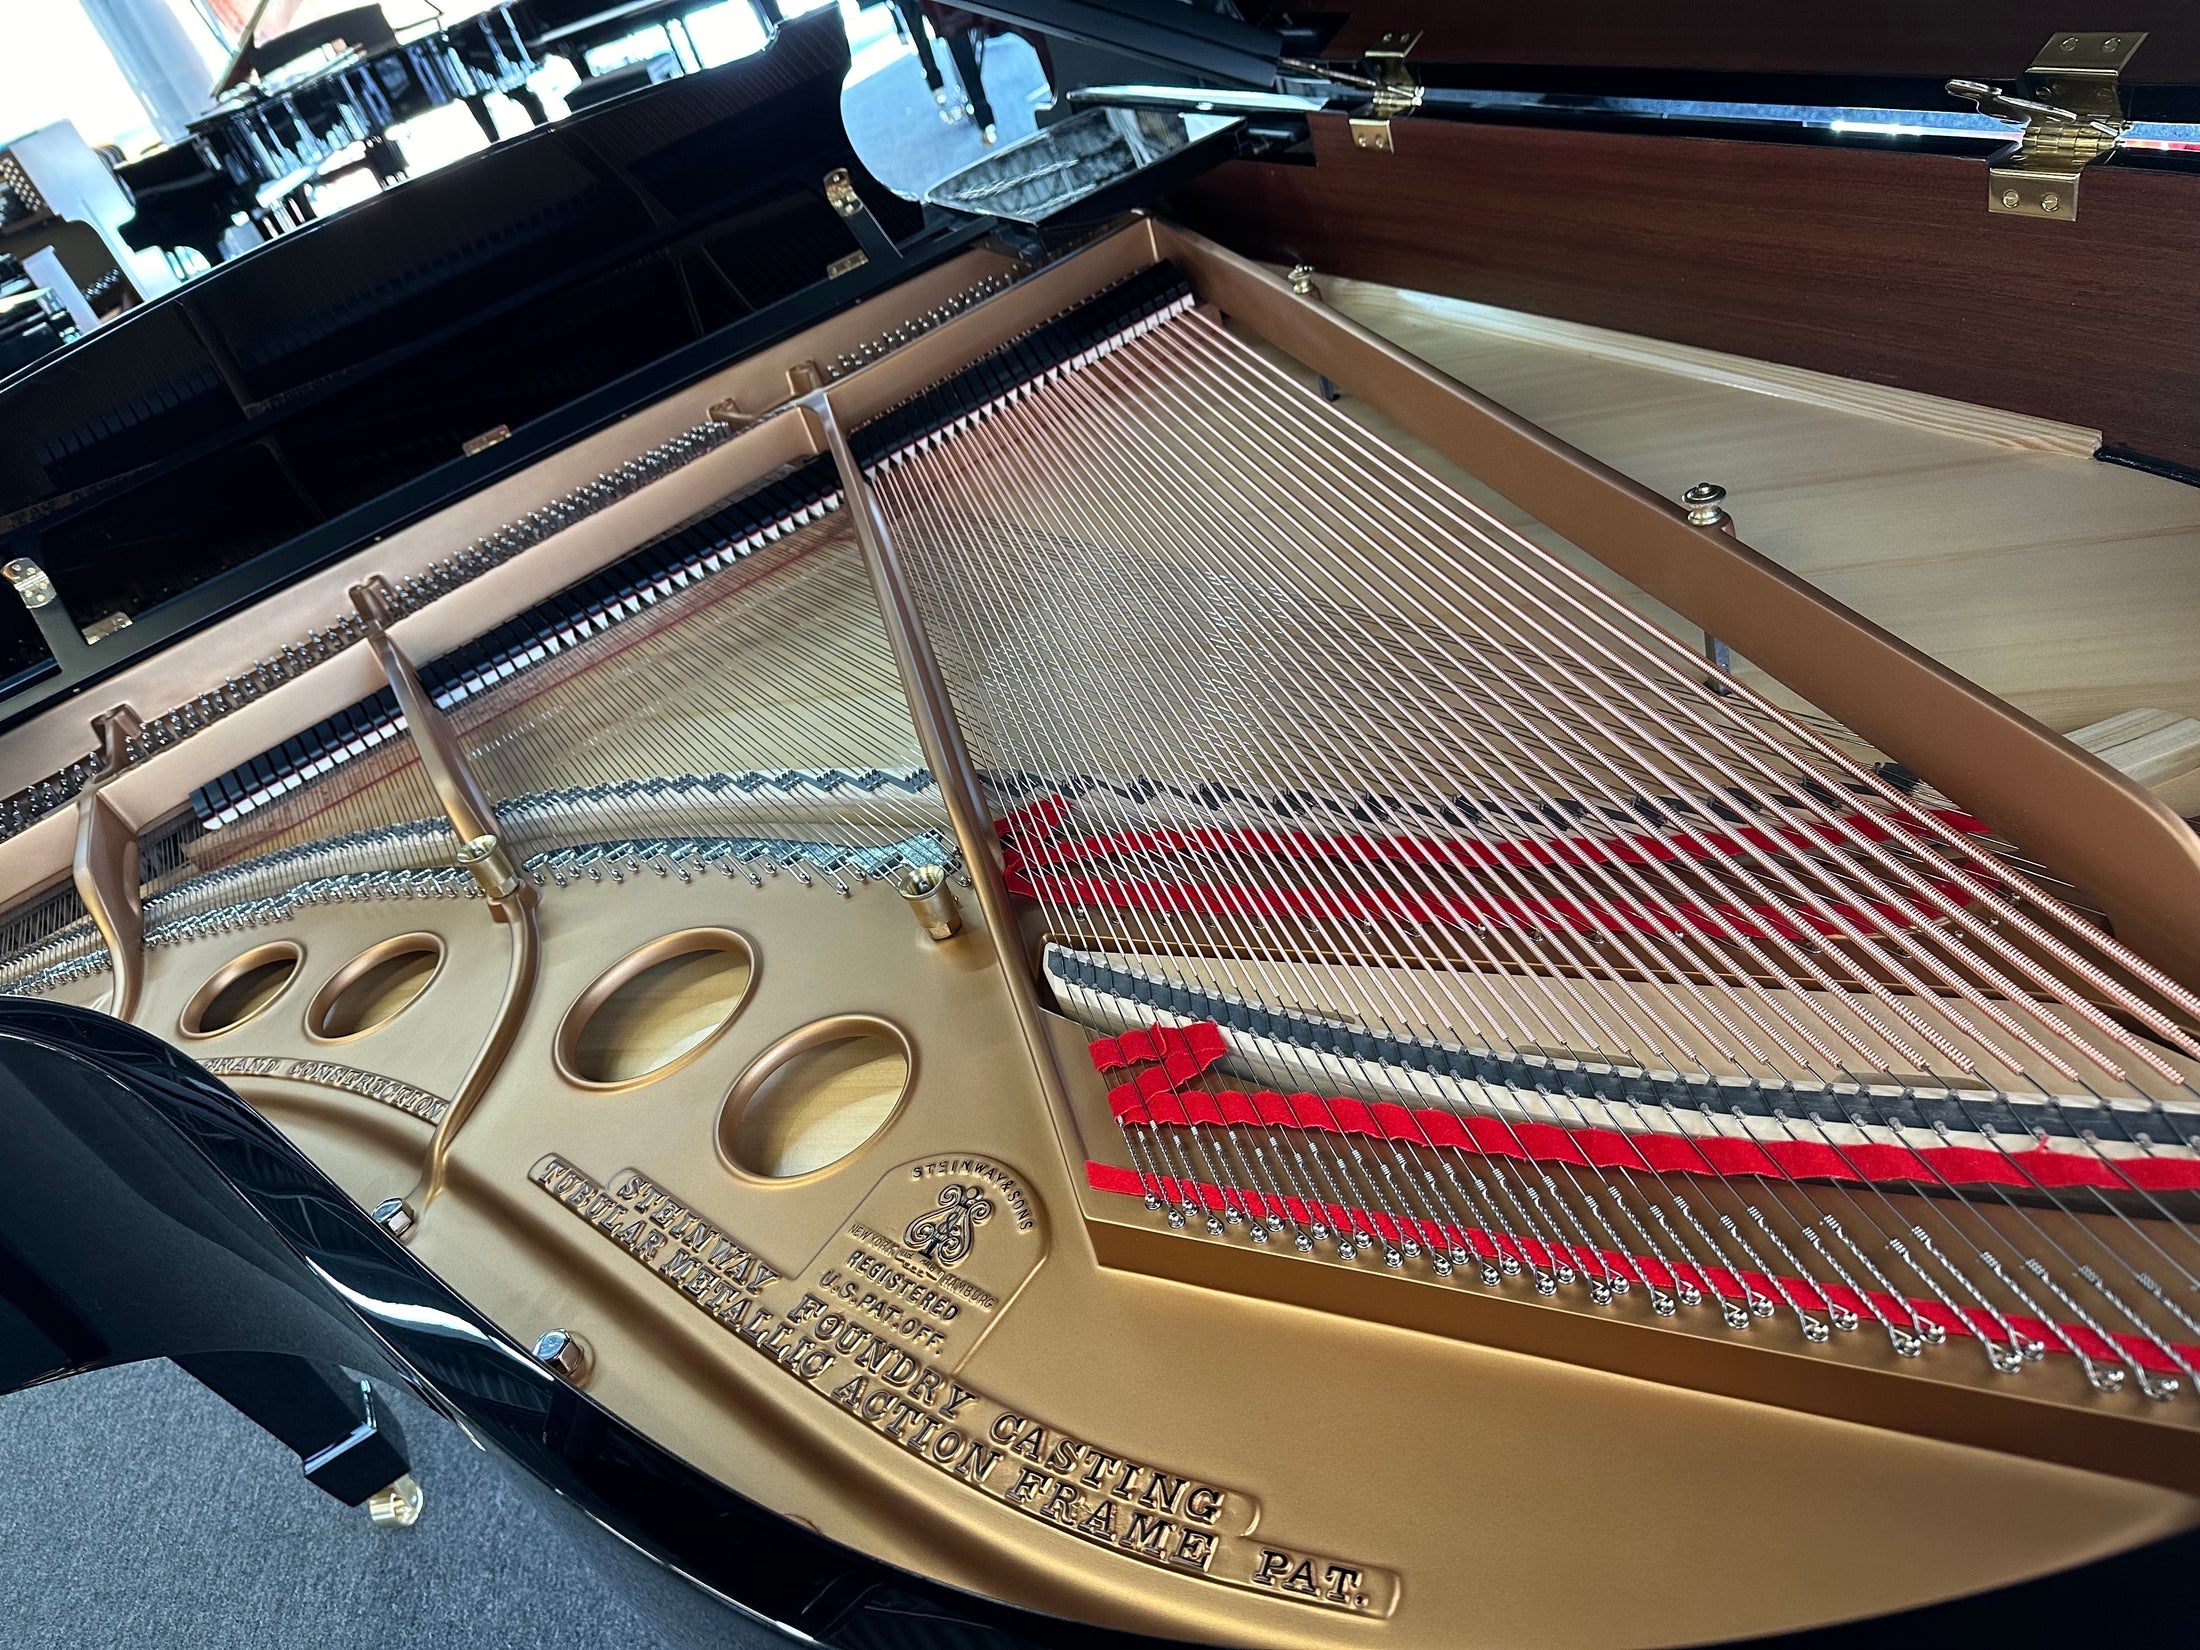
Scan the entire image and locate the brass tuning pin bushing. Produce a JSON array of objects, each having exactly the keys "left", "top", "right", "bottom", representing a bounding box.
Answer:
[{"left": 898, "top": 863, "right": 963, "bottom": 940}]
